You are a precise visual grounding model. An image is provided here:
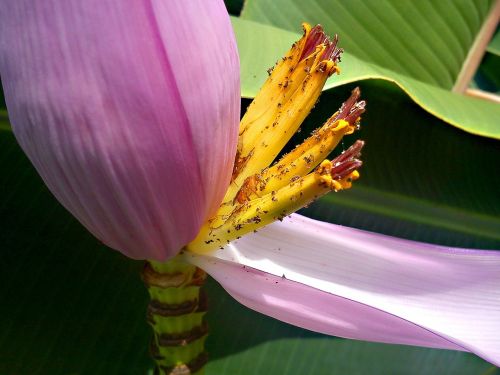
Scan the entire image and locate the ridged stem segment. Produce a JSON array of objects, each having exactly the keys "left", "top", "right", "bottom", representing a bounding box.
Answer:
[{"left": 142, "top": 255, "right": 208, "bottom": 375}]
